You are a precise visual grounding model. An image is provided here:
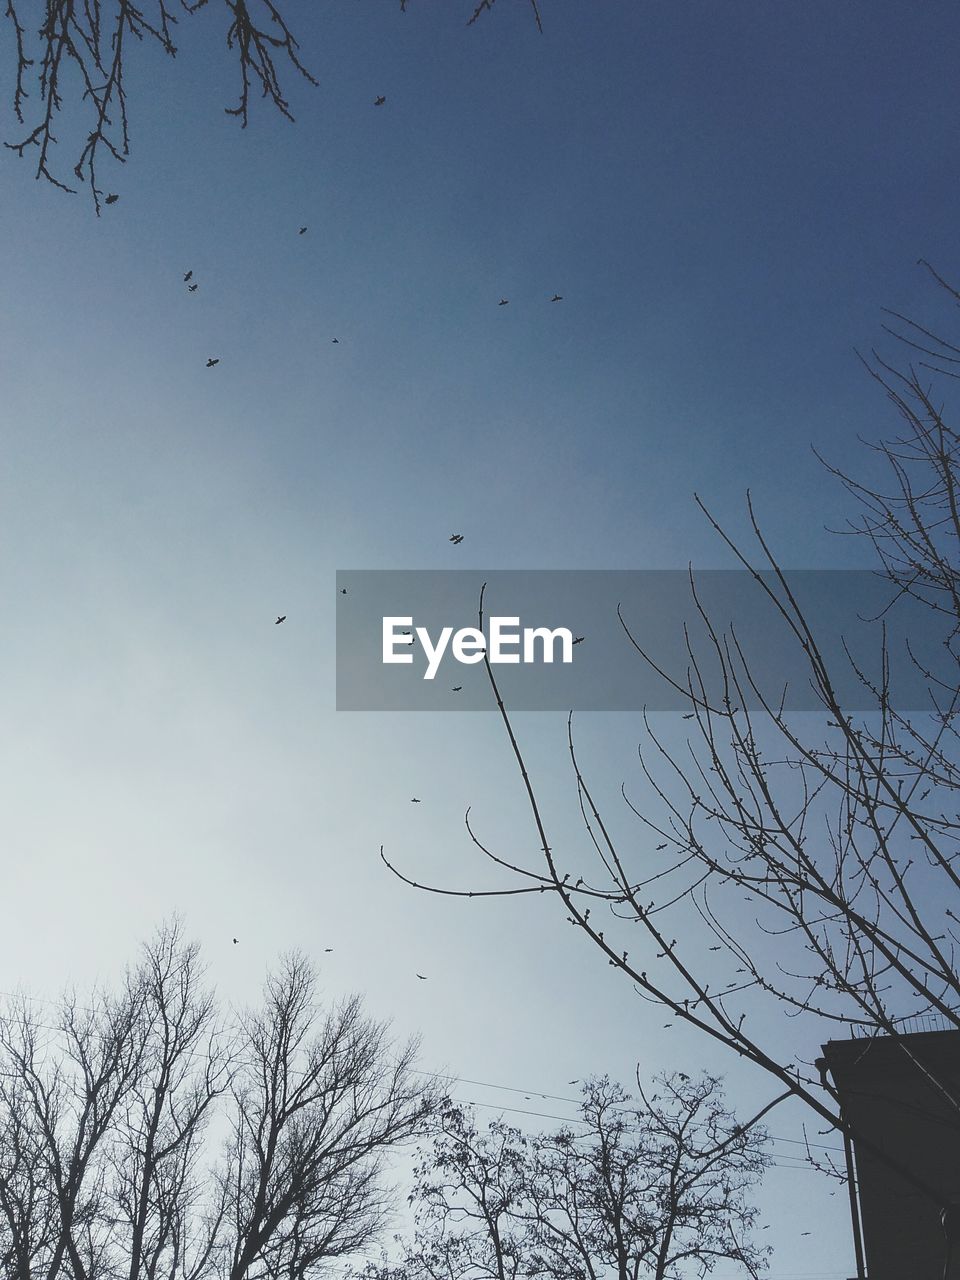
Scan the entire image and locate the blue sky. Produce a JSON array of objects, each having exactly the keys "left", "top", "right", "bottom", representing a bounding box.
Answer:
[{"left": 1, "top": 1, "right": 958, "bottom": 1274}]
